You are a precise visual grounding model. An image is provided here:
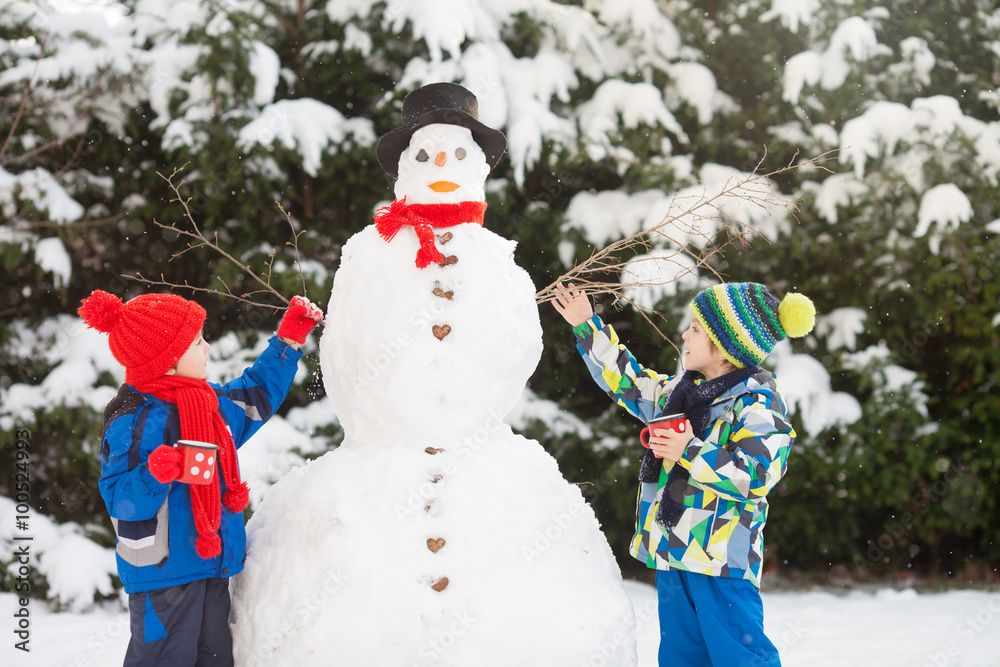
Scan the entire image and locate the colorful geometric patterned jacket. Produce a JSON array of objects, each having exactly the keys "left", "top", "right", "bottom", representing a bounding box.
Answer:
[
  {"left": 573, "top": 316, "right": 794, "bottom": 588},
  {"left": 98, "top": 336, "right": 301, "bottom": 593}
]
